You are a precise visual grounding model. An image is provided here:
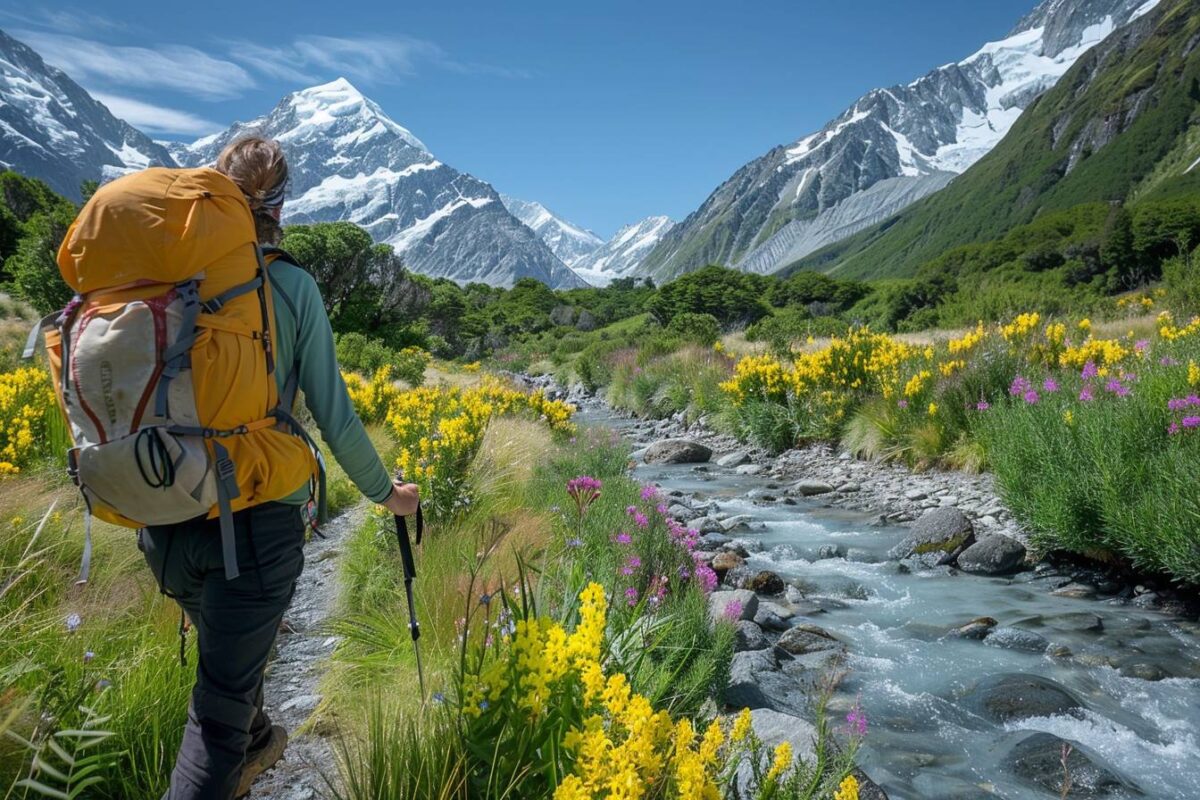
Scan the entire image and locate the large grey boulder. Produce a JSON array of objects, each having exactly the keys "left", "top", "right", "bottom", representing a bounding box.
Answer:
[
  {"left": 716, "top": 450, "right": 751, "bottom": 468},
  {"left": 724, "top": 650, "right": 804, "bottom": 713},
  {"left": 644, "top": 439, "right": 712, "bottom": 464},
  {"left": 1005, "top": 732, "right": 1140, "bottom": 797},
  {"left": 777, "top": 623, "right": 844, "bottom": 656},
  {"left": 965, "top": 673, "right": 1082, "bottom": 724},
  {"left": 732, "top": 620, "right": 769, "bottom": 652},
  {"left": 888, "top": 507, "right": 975, "bottom": 562},
  {"left": 793, "top": 479, "right": 835, "bottom": 496},
  {"left": 957, "top": 534, "right": 1027, "bottom": 575},
  {"left": 984, "top": 627, "right": 1050, "bottom": 654}
]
